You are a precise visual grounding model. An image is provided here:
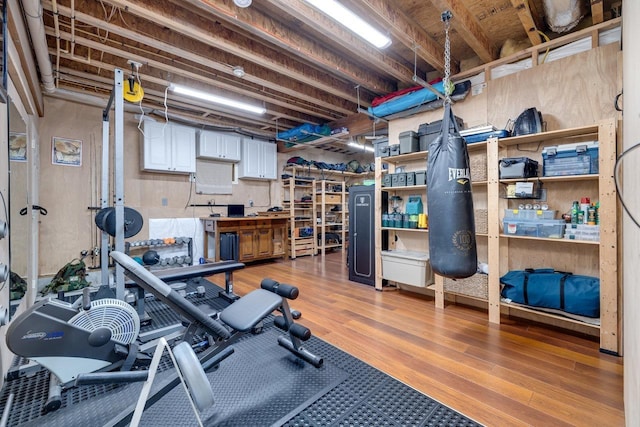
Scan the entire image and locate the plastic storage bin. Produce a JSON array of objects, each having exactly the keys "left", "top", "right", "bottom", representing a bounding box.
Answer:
[
  {"left": 504, "top": 209, "right": 557, "bottom": 220},
  {"left": 503, "top": 219, "right": 538, "bottom": 236},
  {"left": 374, "top": 138, "right": 389, "bottom": 158},
  {"left": 564, "top": 224, "right": 600, "bottom": 241},
  {"left": 414, "top": 170, "right": 426, "bottom": 185},
  {"left": 389, "top": 144, "right": 400, "bottom": 156},
  {"left": 399, "top": 131, "right": 419, "bottom": 154},
  {"left": 542, "top": 141, "right": 599, "bottom": 176},
  {"left": 391, "top": 172, "right": 406, "bottom": 187},
  {"left": 405, "top": 171, "right": 415, "bottom": 186},
  {"left": 381, "top": 250, "right": 434, "bottom": 287},
  {"left": 417, "top": 117, "right": 464, "bottom": 152},
  {"left": 503, "top": 218, "right": 566, "bottom": 238},
  {"left": 536, "top": 220, "right": 566, "bottom": 238}
]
